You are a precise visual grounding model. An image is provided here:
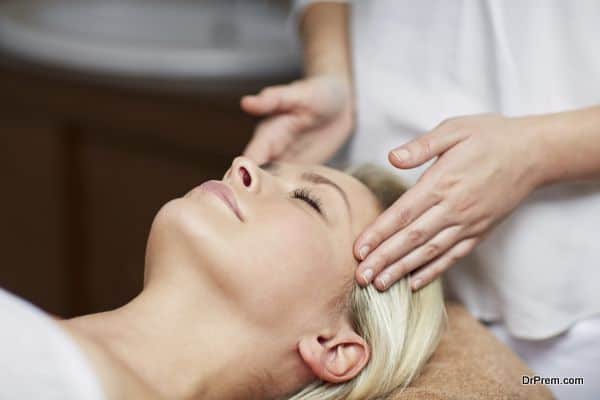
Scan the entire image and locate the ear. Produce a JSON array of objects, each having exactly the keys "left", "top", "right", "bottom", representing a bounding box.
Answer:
[{"left": 298, "top": 319, "right": 370, "bottom": 383}]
